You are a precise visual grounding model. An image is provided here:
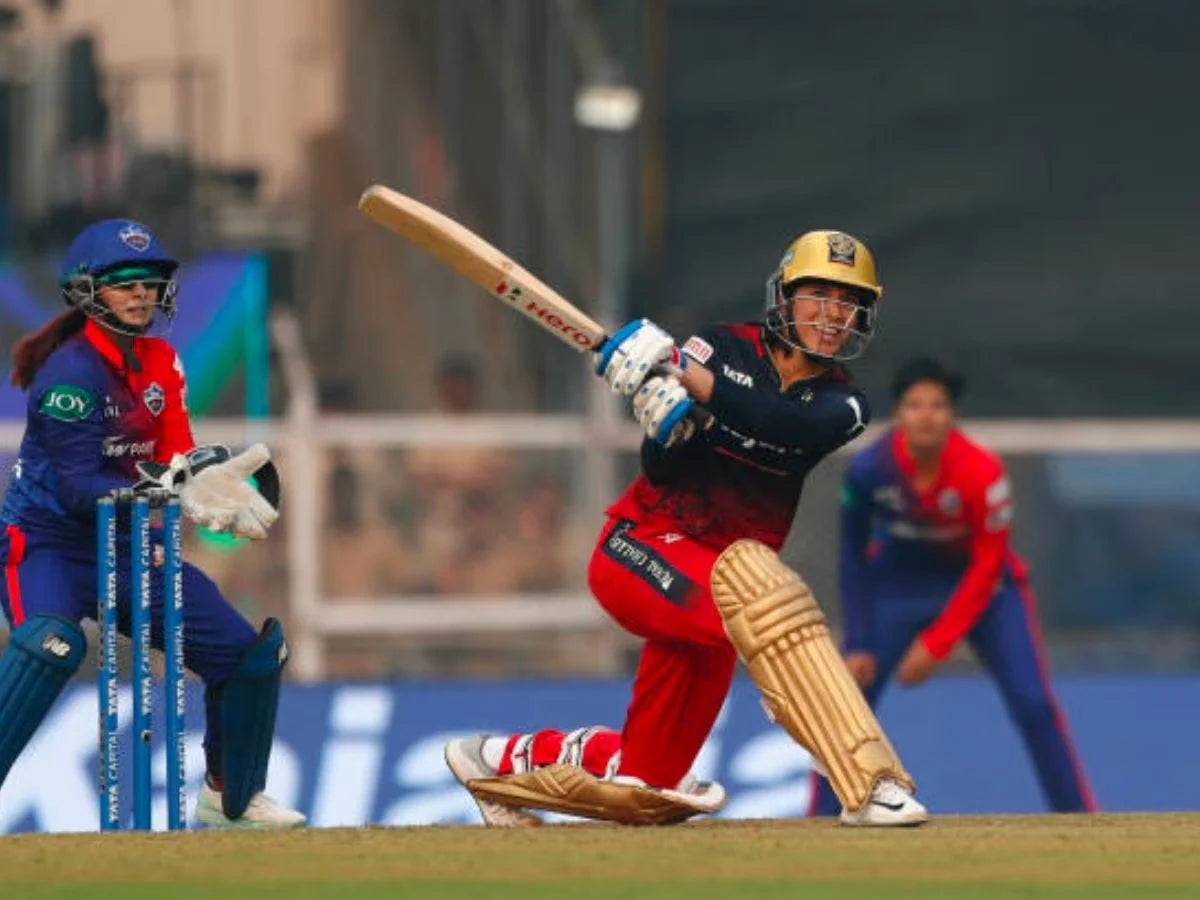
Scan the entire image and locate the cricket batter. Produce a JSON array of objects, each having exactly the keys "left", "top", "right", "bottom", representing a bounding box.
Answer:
[
  {"left": 446, "top": 231, "right": 928, "bottom": 827},
  {"left": 0, "top": 219, "right": 304, "bottom": 828},
  {"left": 810, "top": 357, "right": 1096, "bottom": 815}
]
